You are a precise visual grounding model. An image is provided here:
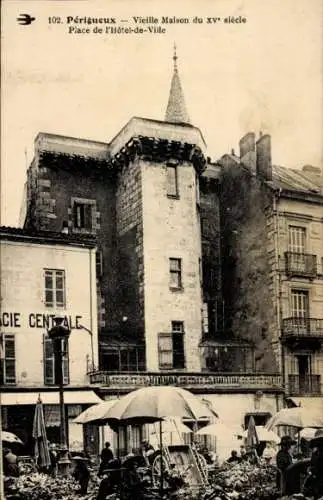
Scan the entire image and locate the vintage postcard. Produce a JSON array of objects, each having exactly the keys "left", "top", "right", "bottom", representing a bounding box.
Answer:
[{"left": 1, "top": 0, "right": 323, "bottom": 498}]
